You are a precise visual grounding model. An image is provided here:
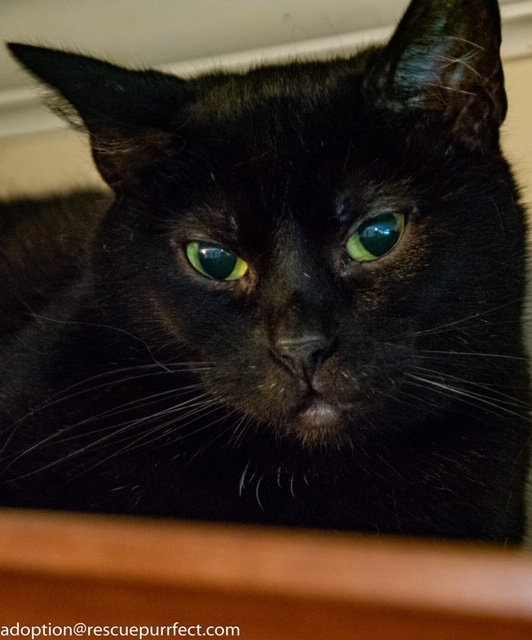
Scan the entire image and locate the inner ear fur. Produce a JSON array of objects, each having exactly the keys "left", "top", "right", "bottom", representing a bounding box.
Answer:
[{"left": 89, "top": 127, "right": 176, "bottom": 189}]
